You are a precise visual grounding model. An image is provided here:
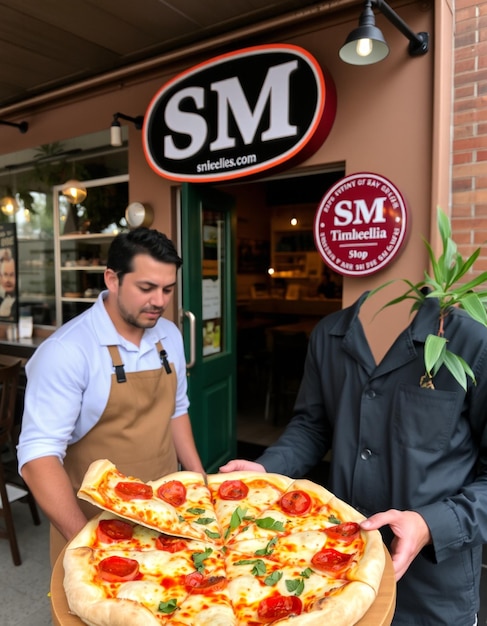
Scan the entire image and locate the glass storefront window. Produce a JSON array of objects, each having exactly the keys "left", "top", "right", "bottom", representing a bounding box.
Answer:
[{"left": 0, "top": 130, "right": 128, "bottom": 327}]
